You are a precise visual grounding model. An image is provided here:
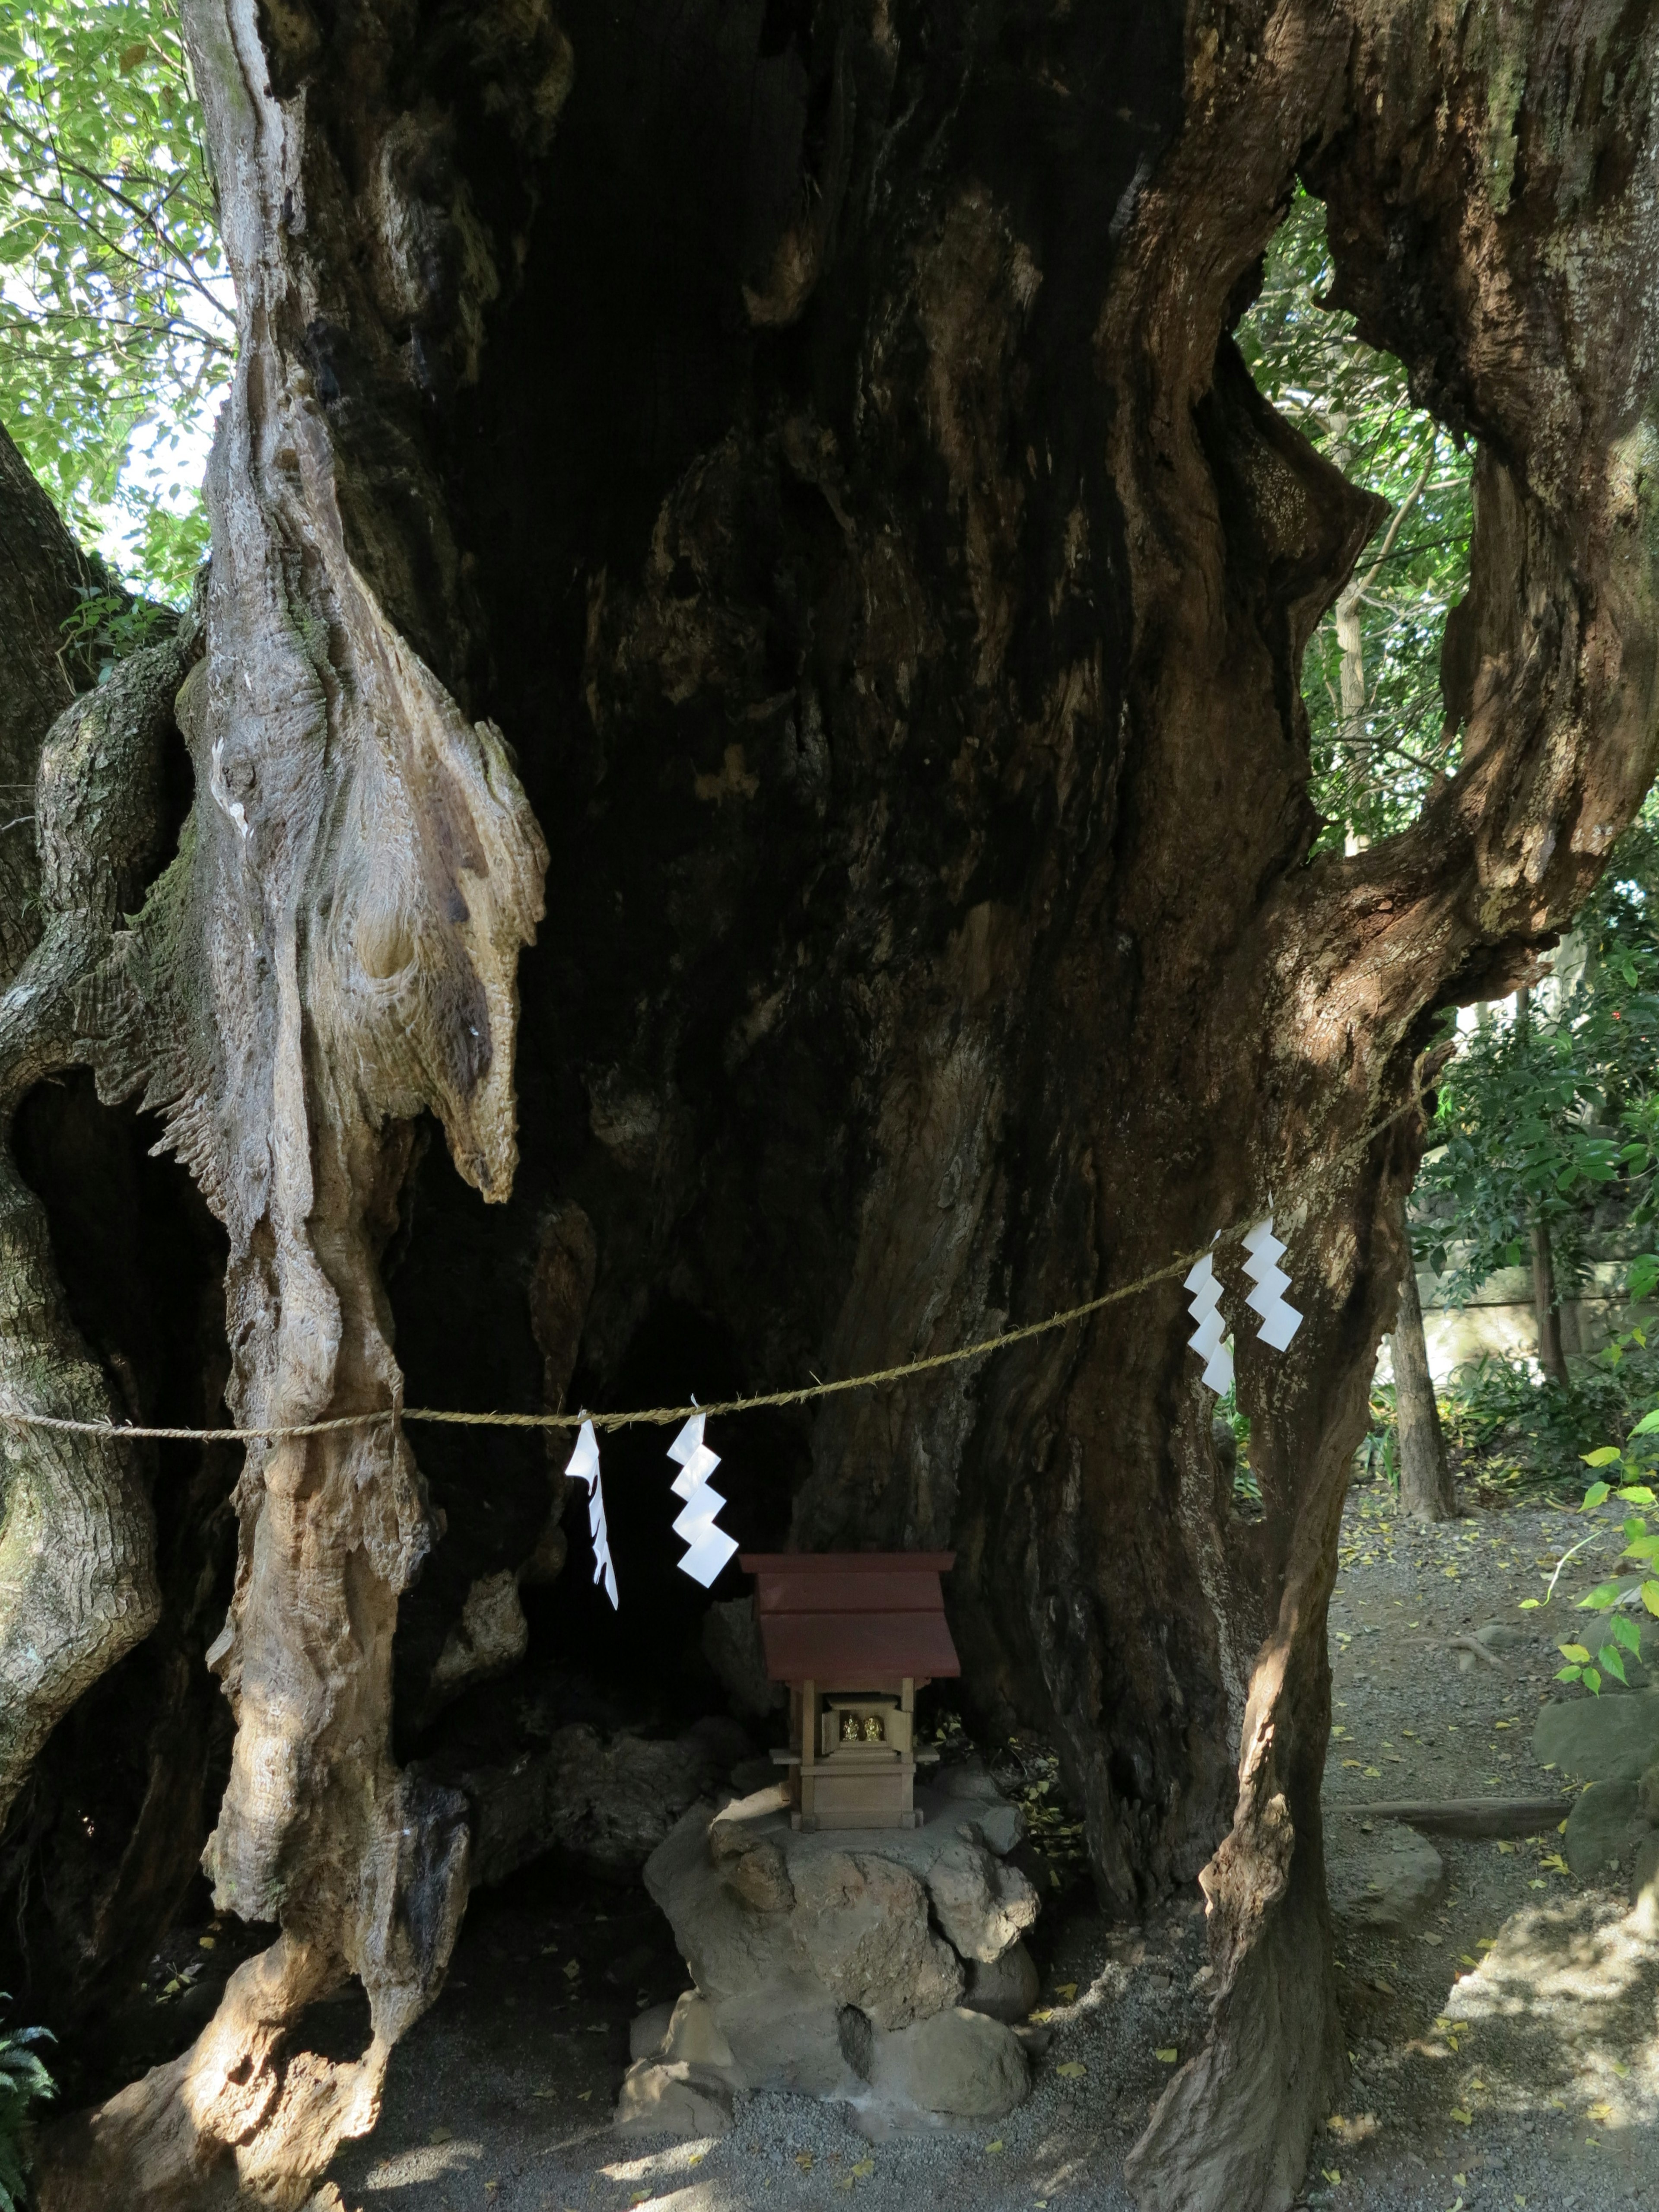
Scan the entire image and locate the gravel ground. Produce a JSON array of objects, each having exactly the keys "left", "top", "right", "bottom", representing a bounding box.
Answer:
[{"left": 311, "top": 1485, "right": 1658, "bottom": 2212}]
